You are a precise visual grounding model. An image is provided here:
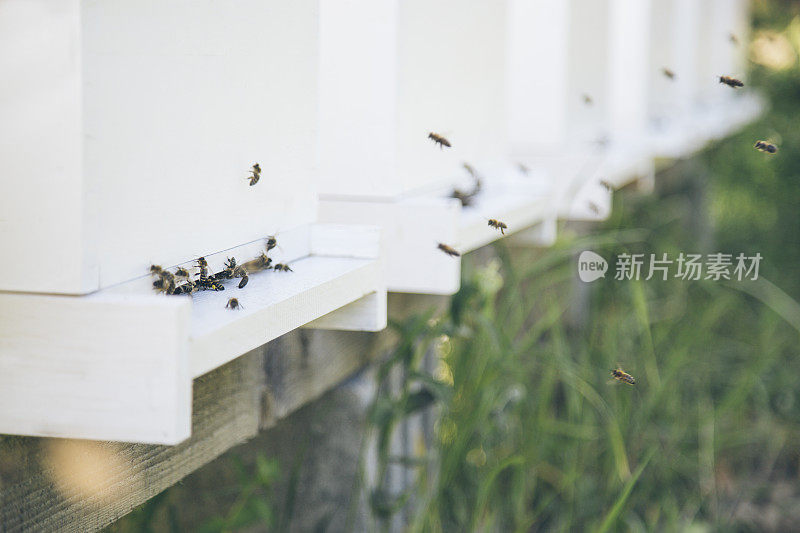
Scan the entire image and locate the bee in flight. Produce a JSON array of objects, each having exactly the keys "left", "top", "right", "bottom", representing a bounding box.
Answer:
[
  {"left": 487, "top": 219, "right": 508, "bottom": 234},
  {"left": 428, "top": 132, "right": 452, "bottom": 150},
  {"left": 611, "top": 366, "right": 636, "bottom": 385},
  {"left": 437, "top": 243, "right": 460, "bottom": 257},
  {"left": 582, "top": 93, "right": 593, "bottom": 106},
  {"left": 600, "top": 179, "right": 614, "bottom": 192},
  {"left": 516, "top": 162, "right": 530, "bottom": 175},
  {"left": 226, "top": 297, "right": 243, "bottom": 310},
  {"left": 266, "top": 236, "right": 278, "bottom": 252},
  {"left": 754, "top": 140, "right": 778, "bottom": 154},
  {"left": 661, "top": 67, "right": 676, "bottom": 80},
  {"left": 719, "top": 75, "right": 744, "bottom": 88},
  {"left": 246, "top": 163, "right": 261, "bottom": 186},
  {"left": 729, "top": 32, "right": 739, "bottom": 45},
  {"left": 588, "top": 201, "right": 601, "bottom": 215}
]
